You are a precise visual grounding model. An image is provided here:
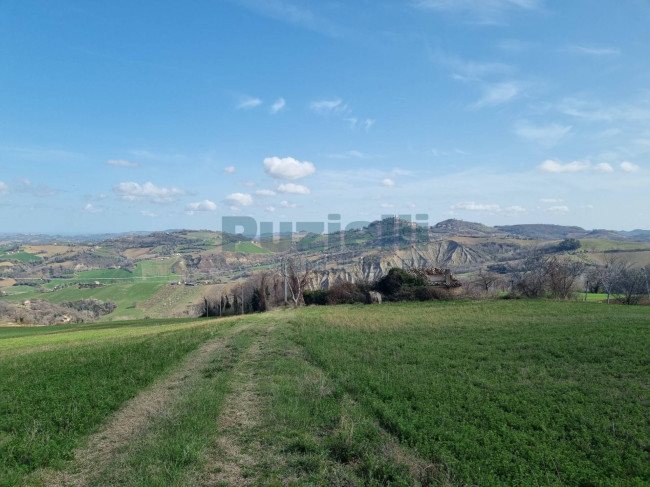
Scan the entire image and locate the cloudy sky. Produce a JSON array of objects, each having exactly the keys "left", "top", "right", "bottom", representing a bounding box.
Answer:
[{"left": 1, "top": 0, "right": 649, "bottom": 233}]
